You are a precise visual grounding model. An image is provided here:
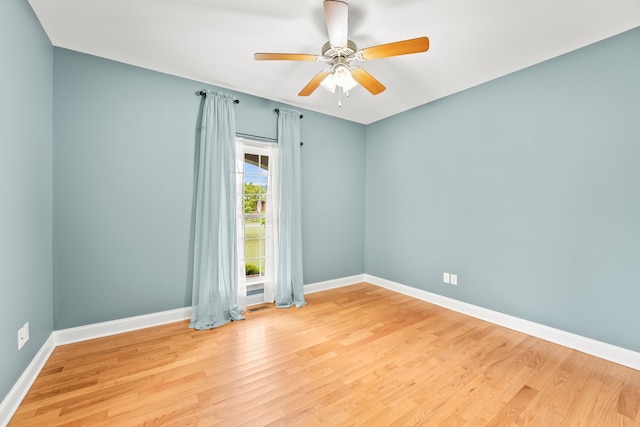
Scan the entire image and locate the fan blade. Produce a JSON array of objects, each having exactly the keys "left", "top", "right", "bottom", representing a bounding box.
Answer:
[
  {"left": 359, "top": 37, "right": 429, "bottom": 60},
  {"left": 254, "top": 53, "right": 320, "bottom": 61},
  {"left": 323, "top": 0, "right": 348, "bottom": 47},
  {"left": 298, "top": 70, "right": 332, "bottom": 96},
  {"left": 351, "top": 68, "right": 386, "bottom": 95}
]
